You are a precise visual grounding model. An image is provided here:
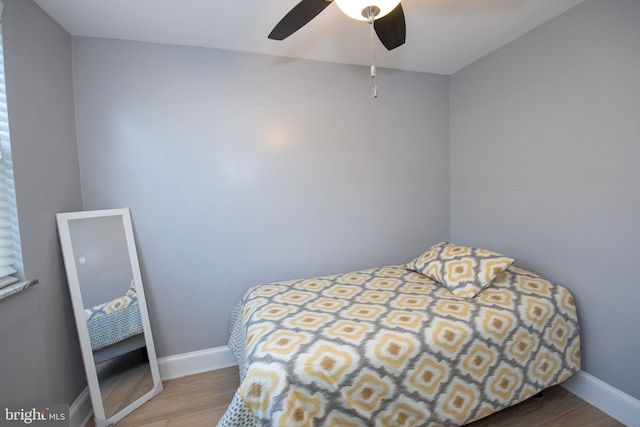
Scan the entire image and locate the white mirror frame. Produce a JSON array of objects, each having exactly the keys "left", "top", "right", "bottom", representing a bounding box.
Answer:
[{"left": 57, "top": 208, "right": 162, "bottom": 427}]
